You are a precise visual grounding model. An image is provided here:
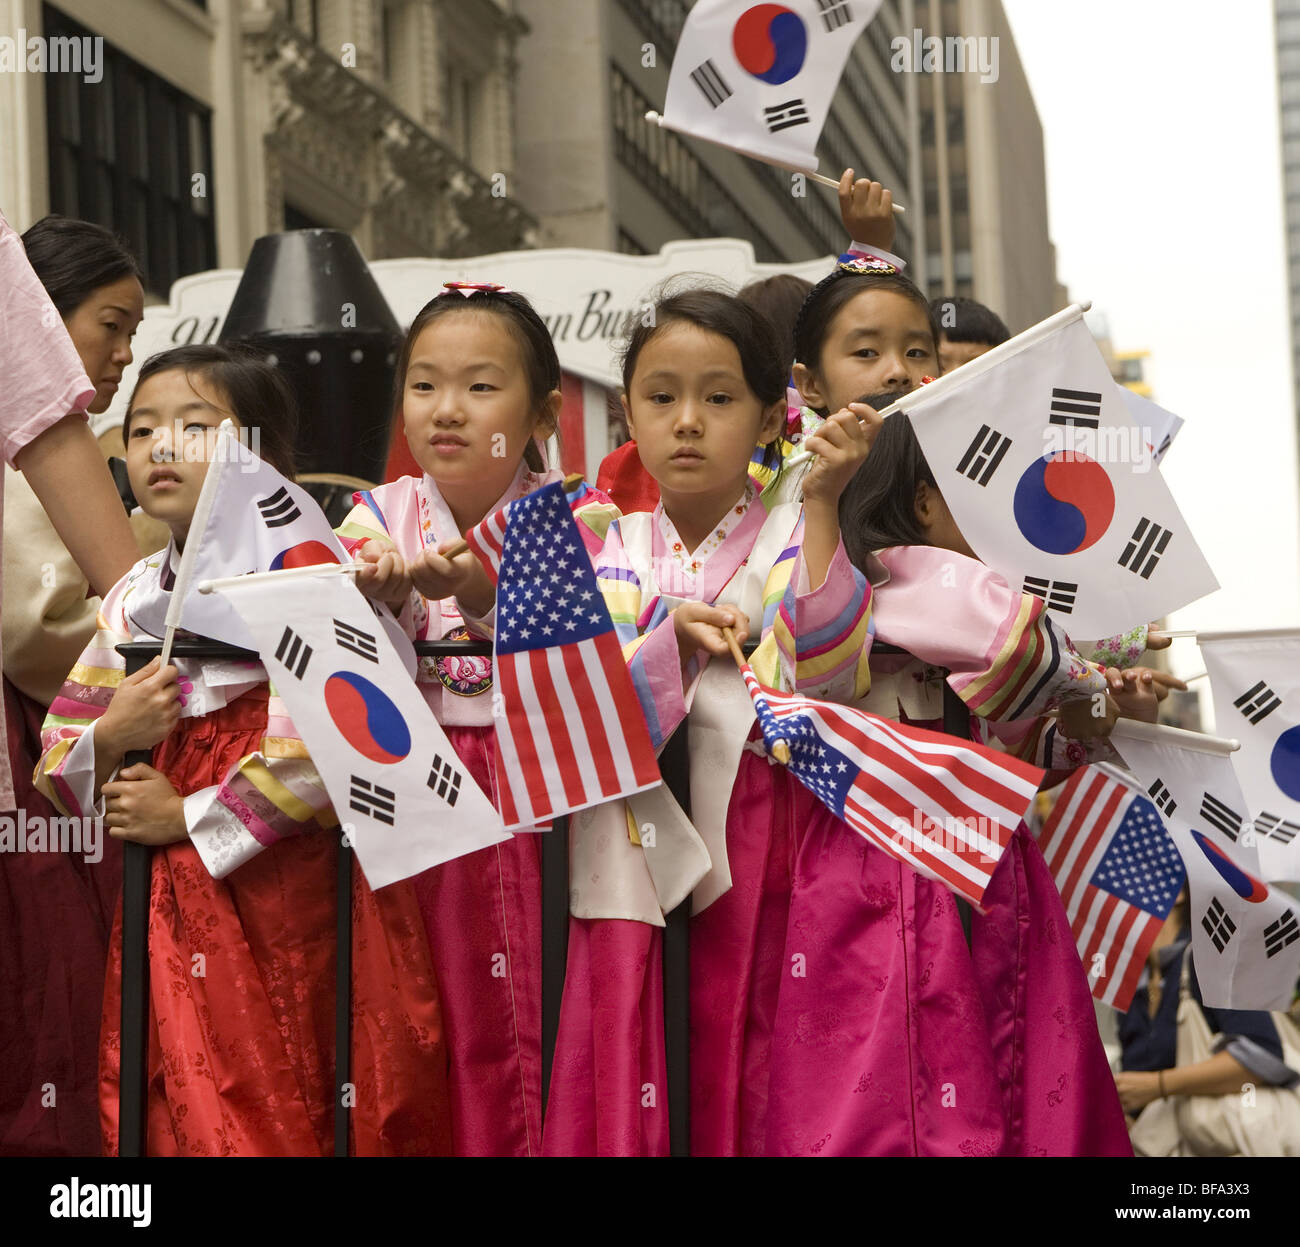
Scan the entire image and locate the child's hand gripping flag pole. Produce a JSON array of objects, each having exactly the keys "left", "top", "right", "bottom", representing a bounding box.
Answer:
[
  {"left": 464, "top": 480, "right": 661, "bottom": 829},
  {"left": 728, "top": 657, "right": 1044, "bottom": 908},
  {"left": 648, "top": 0, "right": 904, "bottom": 210}
]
